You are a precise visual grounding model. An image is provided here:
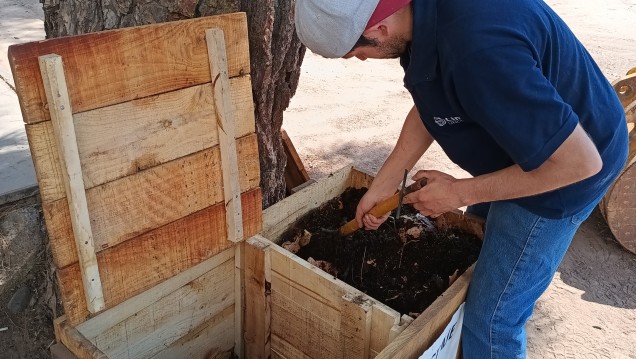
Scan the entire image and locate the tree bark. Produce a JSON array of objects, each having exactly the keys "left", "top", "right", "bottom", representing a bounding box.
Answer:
[{"left": 42, "top": 0, "right": 305, "bottom": 208}]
